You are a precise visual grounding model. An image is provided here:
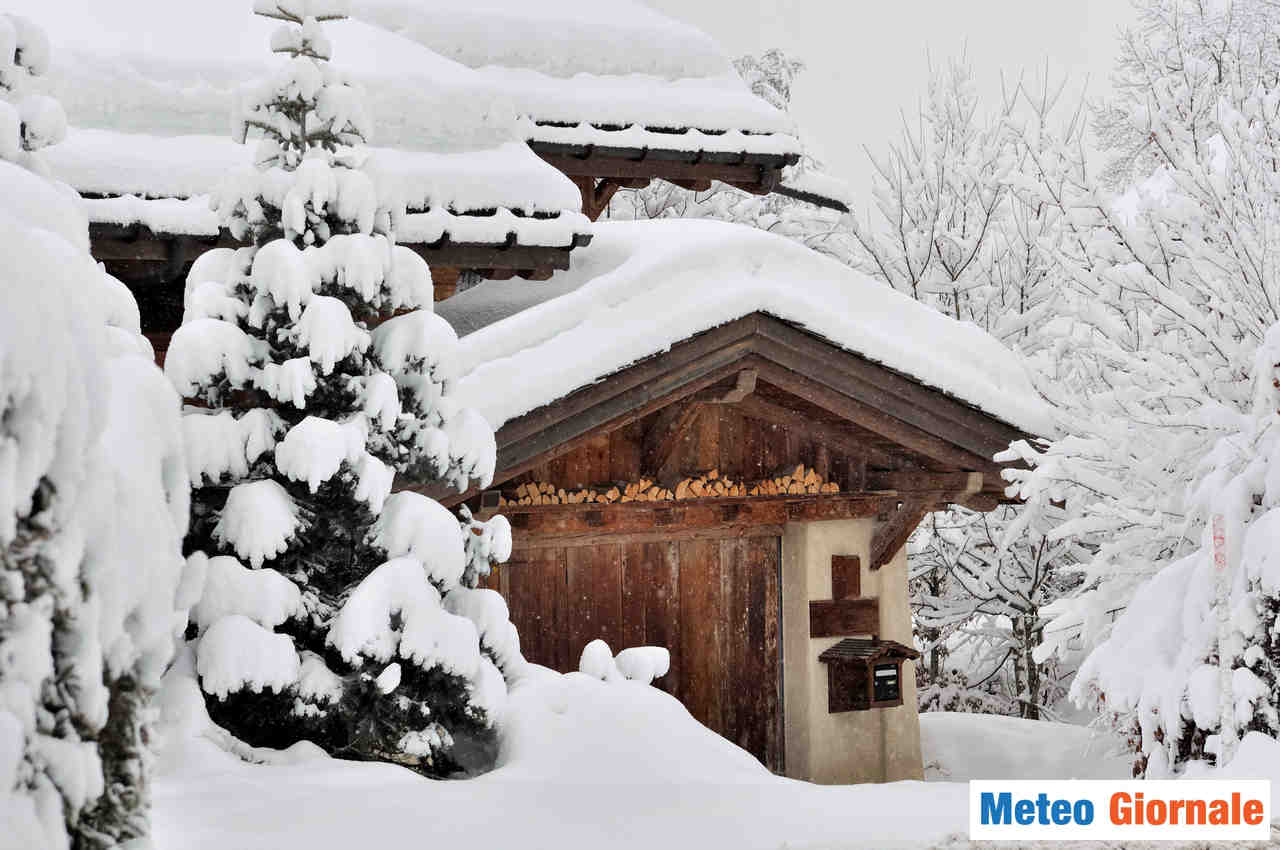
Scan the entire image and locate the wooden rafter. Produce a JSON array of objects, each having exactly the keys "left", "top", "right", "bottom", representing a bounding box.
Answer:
[
  {"left": 865, "top": 470, "right": 983, "bottom": 494},
  {"left": 534, "top": 149, "right": 785, "bottom": 197}
]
